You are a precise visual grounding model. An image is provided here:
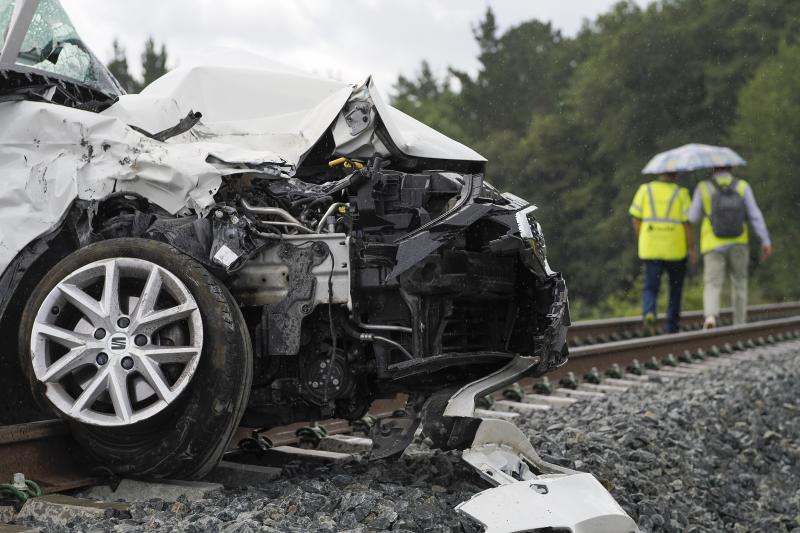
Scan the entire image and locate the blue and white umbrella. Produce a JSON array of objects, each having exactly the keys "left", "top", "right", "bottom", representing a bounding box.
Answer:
[{"left": 642, "top": 143, "right": 746, "bottom": 174}]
